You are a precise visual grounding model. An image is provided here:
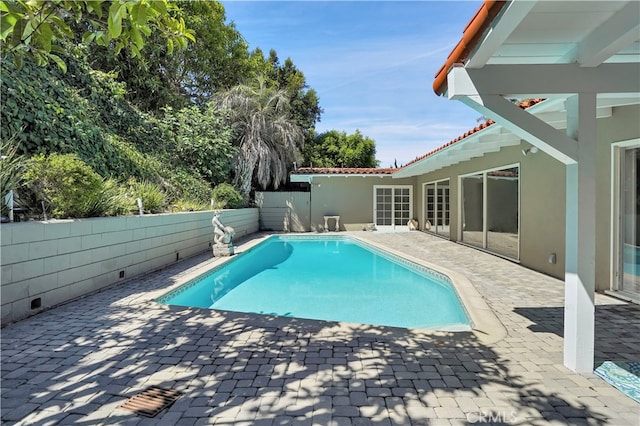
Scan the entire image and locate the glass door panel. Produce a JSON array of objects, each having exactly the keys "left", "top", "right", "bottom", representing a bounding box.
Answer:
[
  {"left": 437, "top": 183, "right": 450, "bottom": 238},
  {"left": 394, "top": 188, "right": 410, "bottom": 226},
  {"left": 375, "top": 187, "right": 392, "bottom": 226},
  {"left": 460, "top": 168, "right": 519, "bottom": 260},
  {"left": 621, "top": 148, "right": 640, "bottom": 296},
  {"left": 424, "top": 180, "right": 450, "bottom": 237},
  {"left": 461, "top": 173, "right": 484, "bottom": 248},
  {"left": 486, "top": 167, "right": 519, "bottom": 259}
]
